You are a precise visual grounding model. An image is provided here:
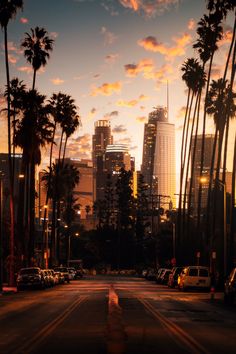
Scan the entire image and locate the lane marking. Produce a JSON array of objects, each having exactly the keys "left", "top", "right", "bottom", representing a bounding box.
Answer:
[
  {"left": 12, "top": 296, "right": 88, "bottom": 354},
  {"left": 138, "top": 297, "right": 210, "bottom": 354}
]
